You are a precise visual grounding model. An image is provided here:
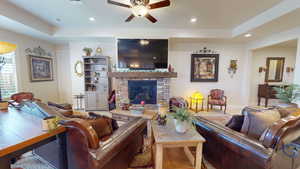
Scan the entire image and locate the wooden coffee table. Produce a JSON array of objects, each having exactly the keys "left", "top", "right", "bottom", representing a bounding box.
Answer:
[{"left": 152, "top": 119, "right": 206, "bottom": 169}]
